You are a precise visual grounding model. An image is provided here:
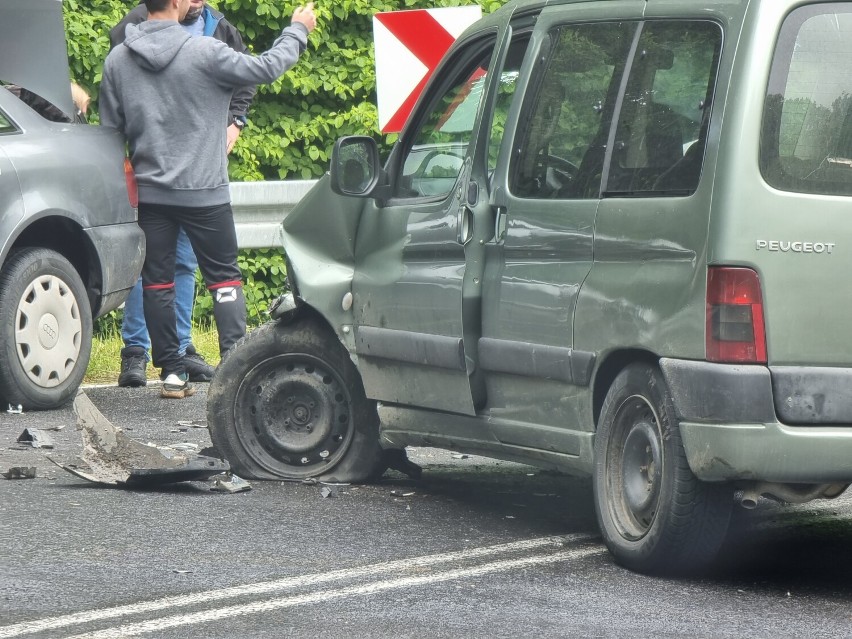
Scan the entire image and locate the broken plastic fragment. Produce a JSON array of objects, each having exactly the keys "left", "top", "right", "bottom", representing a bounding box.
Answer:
[
  {"left": 320, "top": 486, "right": 337, "bottom": 498},
  {"left": 17, "top": 428, "right": 54, "bottom": 449},
  {"left": 51, "top": 391, "right": 229, "bottom": 487},
  {"left": 2, "top": 466, "right": 36, "bottom": 479},
  {"left": 176, "top": 420, "right": 207, "bottom": 429},
  {"left": 6, "top": 404, "right": 22, "bottom": 414},
  {"left": 209, "top": 472, "right": 251, "bottom": 493},
  {"left": 382, "top": 448, "right": 423, "bottom": 479}
]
